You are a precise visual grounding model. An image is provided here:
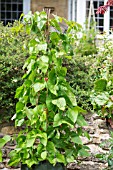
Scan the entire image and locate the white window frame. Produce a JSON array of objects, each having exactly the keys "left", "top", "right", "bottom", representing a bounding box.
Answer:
[
  {"left": 76, "top": 0, "right": 86, "bottom": 27},
  {"left": 70, "top": 0, "right": 111, "bottom": 33},
  {"left": 103, "top": 0, "right": 109, "bottom": 33},
  {"left": 68, "top": 0, "right": 77, "bottom": 21},
  {"left": 23, "top": 0, "right": 31, "bottom": 15}
]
